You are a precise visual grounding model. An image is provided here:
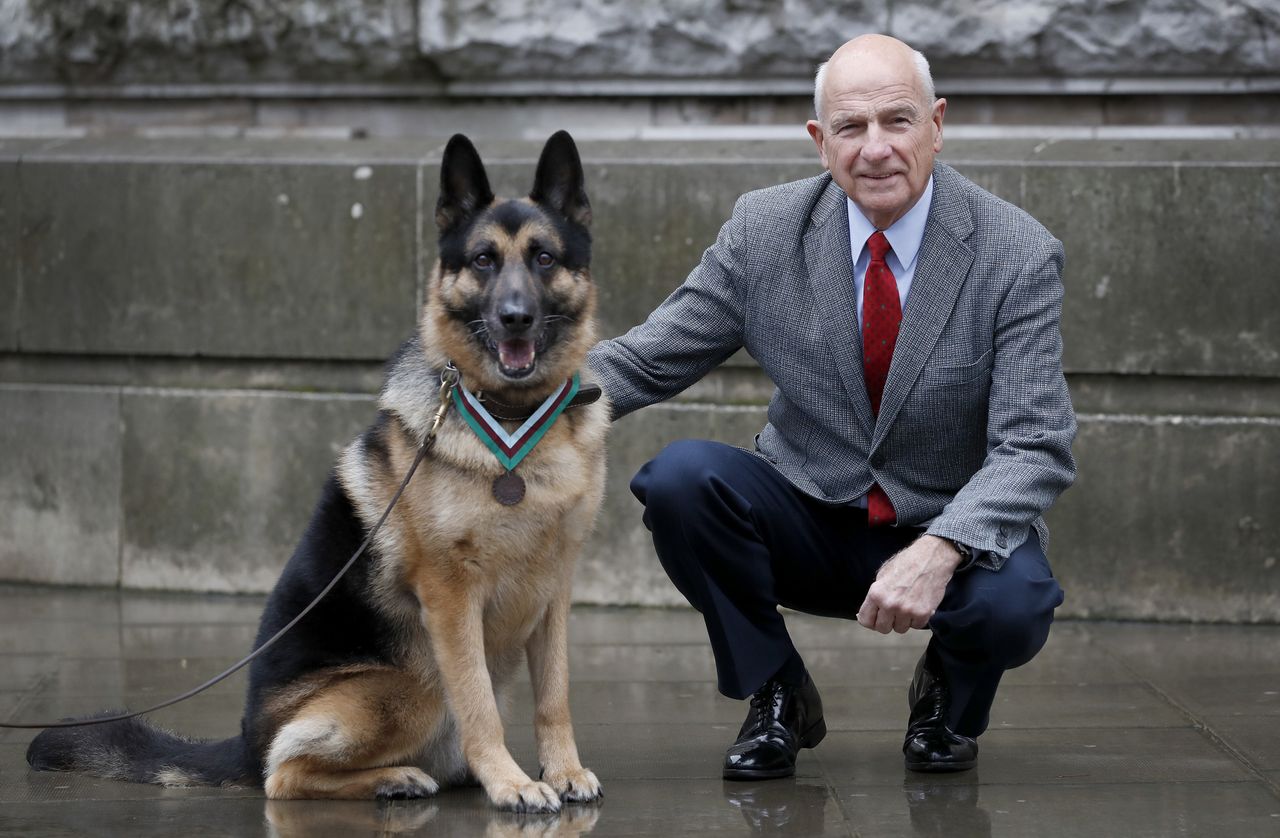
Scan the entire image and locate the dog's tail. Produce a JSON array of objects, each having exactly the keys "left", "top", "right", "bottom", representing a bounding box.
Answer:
[{"left": 26, "top": 713, "right": 255, "bottom": 787}]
